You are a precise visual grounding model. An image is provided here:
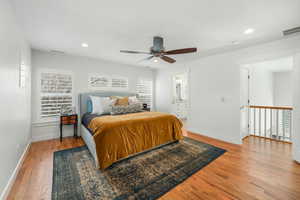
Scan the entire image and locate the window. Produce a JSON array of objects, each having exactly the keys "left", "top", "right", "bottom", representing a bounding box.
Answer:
[
  {"left": 40, "top": 72, "right": 73, "bottom": 118},
  {"left": 136, "top": 79, "right": 153, "bottom": 108}
]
